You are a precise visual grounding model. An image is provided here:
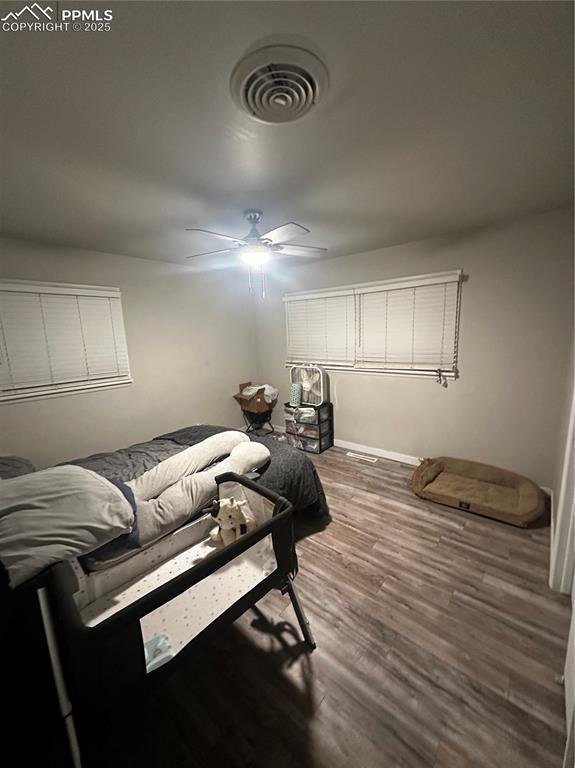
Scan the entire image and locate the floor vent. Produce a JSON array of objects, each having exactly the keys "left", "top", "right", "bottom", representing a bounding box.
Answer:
[{"left": 346, "top": 452, "right": 378, "bottom": 463}]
